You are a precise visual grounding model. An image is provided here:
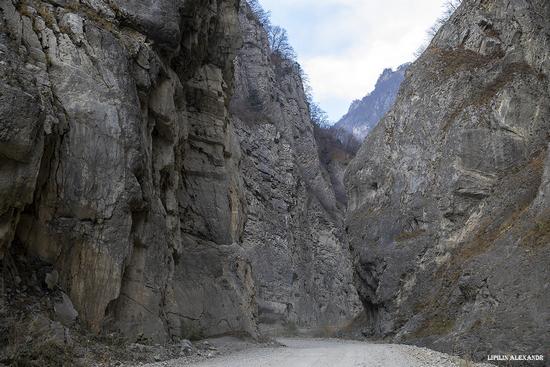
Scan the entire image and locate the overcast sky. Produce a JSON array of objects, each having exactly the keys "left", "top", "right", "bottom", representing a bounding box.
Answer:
[{"left": 259, "top": 0, "right": 450, "bottom": 121}]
